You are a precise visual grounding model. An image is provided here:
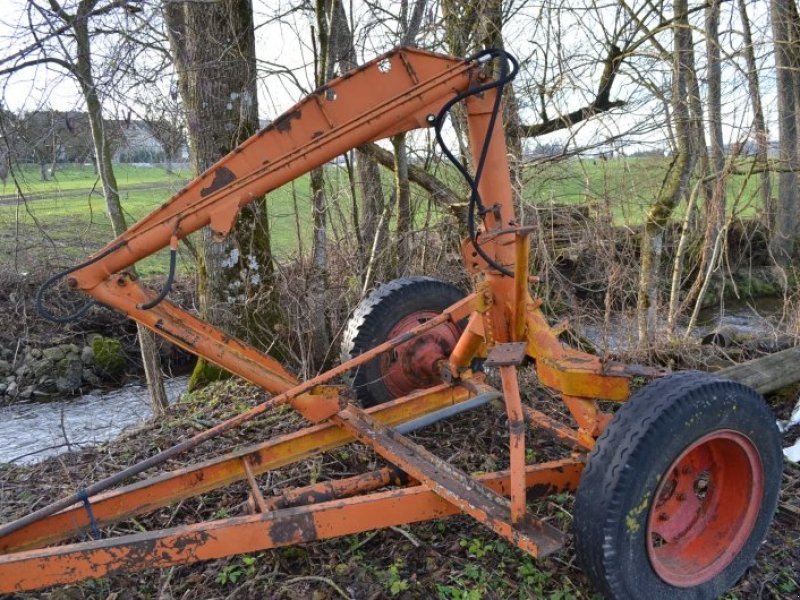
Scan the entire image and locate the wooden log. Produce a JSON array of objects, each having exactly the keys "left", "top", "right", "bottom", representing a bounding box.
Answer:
[
  {"left": 701, "top": 325, "right": 795, "bottom": 354},
  {"left": 717, "top": 346, "right": 800, "bottom": 395}
]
